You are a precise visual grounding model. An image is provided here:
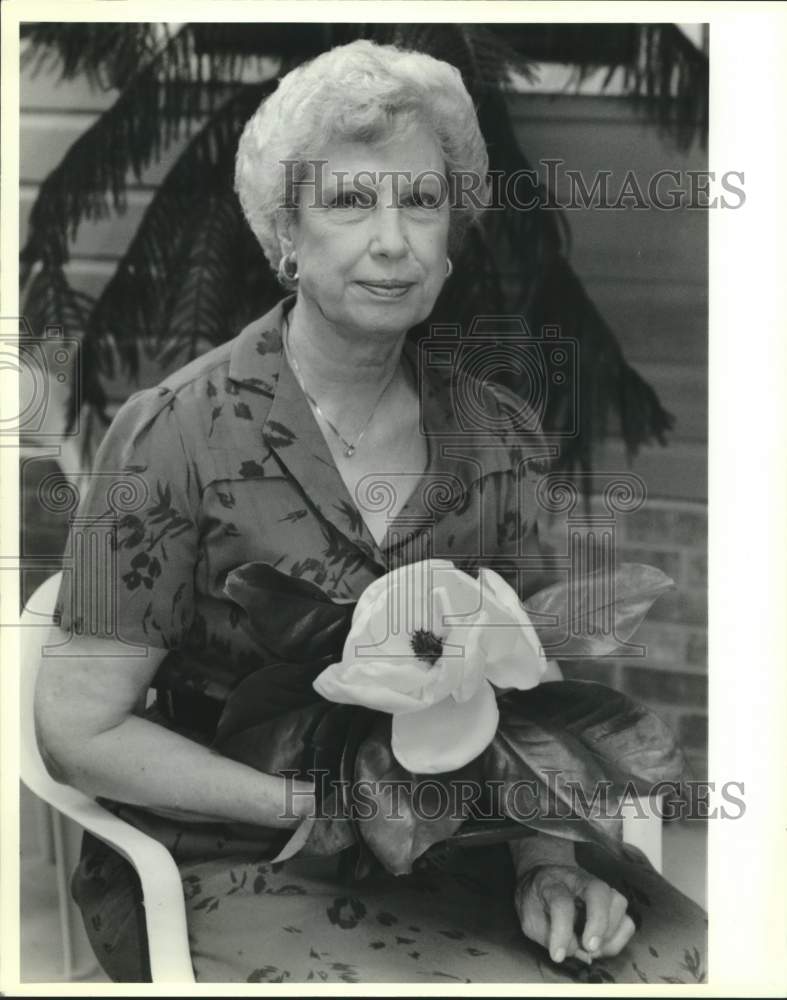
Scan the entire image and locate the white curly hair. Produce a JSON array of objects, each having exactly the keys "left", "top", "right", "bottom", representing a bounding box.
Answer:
[{"left": 235, "top": 39, "right": 490, "bottom": 283}]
